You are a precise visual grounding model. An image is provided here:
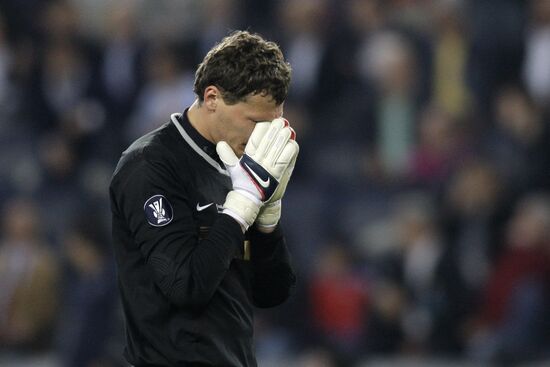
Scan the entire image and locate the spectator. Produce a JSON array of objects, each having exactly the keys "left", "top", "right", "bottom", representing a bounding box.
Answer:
[
  {"left": 125, "top": 43, "right": 195, "bottom": 142},
  {"left": 484, "top": 85, "right": 550, "bottom": 193},
  {"left": 308, "top": 240, "right": 370, "bottom": 363},
  {"left": 359, "top": 30, "right": 420, "bottom": 180},
  {"left": 0, "top": 197, "right": 60, "bottom": 352},
  {"left": 99, "top": 2, "right": 144, "bottom": 127},
  {"left": 56, "top": 214, "right": 118, "bottom": 367},
  {"left": 408, "top": 104, "right": 465, "bottom": 189},
  {"left": 431, "top": 0, "right": 471, "bottom": 119},
  {"left": 390, "top": 193, "right": 447, "bottom": 355},
  {"left": 524, "top": 0, "right": 550, "bottom": 109},
  {"left": 467, "top": 194, "right": 550, "bottom": 364}
]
